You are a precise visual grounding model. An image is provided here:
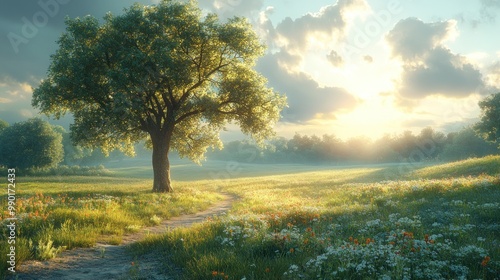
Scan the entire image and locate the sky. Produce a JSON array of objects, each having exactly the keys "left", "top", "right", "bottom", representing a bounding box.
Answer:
[{"left": 1, "top": 0, "right": 500, "bottom": 141}]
